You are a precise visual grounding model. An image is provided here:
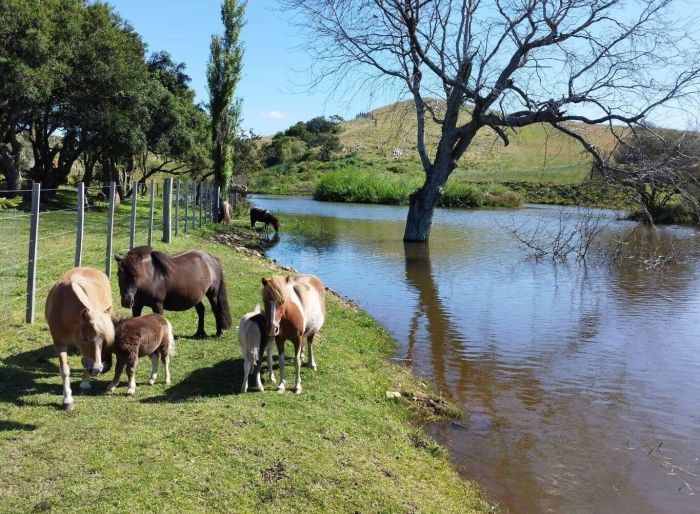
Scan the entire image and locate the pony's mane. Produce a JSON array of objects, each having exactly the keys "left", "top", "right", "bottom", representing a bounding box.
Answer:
[
  {"left": 122, "top": 246, "right": 175, "bottom": 278},
  {"left": 90, "top": 309, "right": 116, "bottom": 347},
  {"left": 262, "top": 276, "right": 288, "bottom": 304}
]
